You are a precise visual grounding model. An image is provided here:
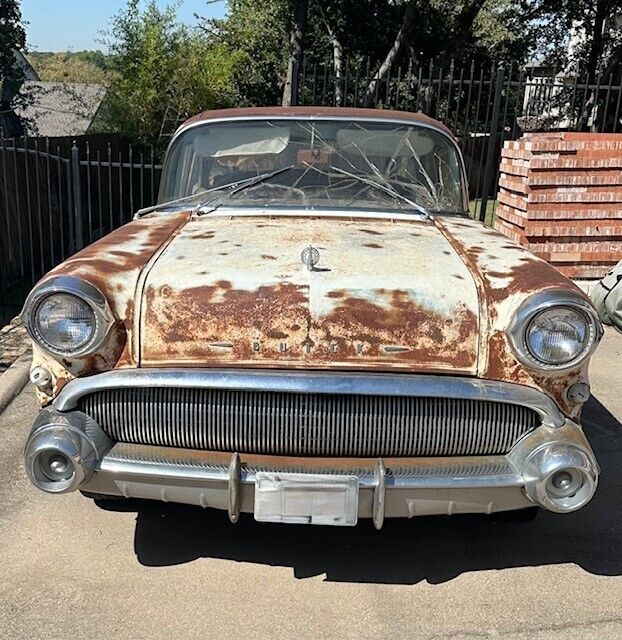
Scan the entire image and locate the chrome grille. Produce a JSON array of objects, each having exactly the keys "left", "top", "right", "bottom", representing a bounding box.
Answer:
[{"left": 80, "top": 388, "right": 540, "bottom": 457}]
